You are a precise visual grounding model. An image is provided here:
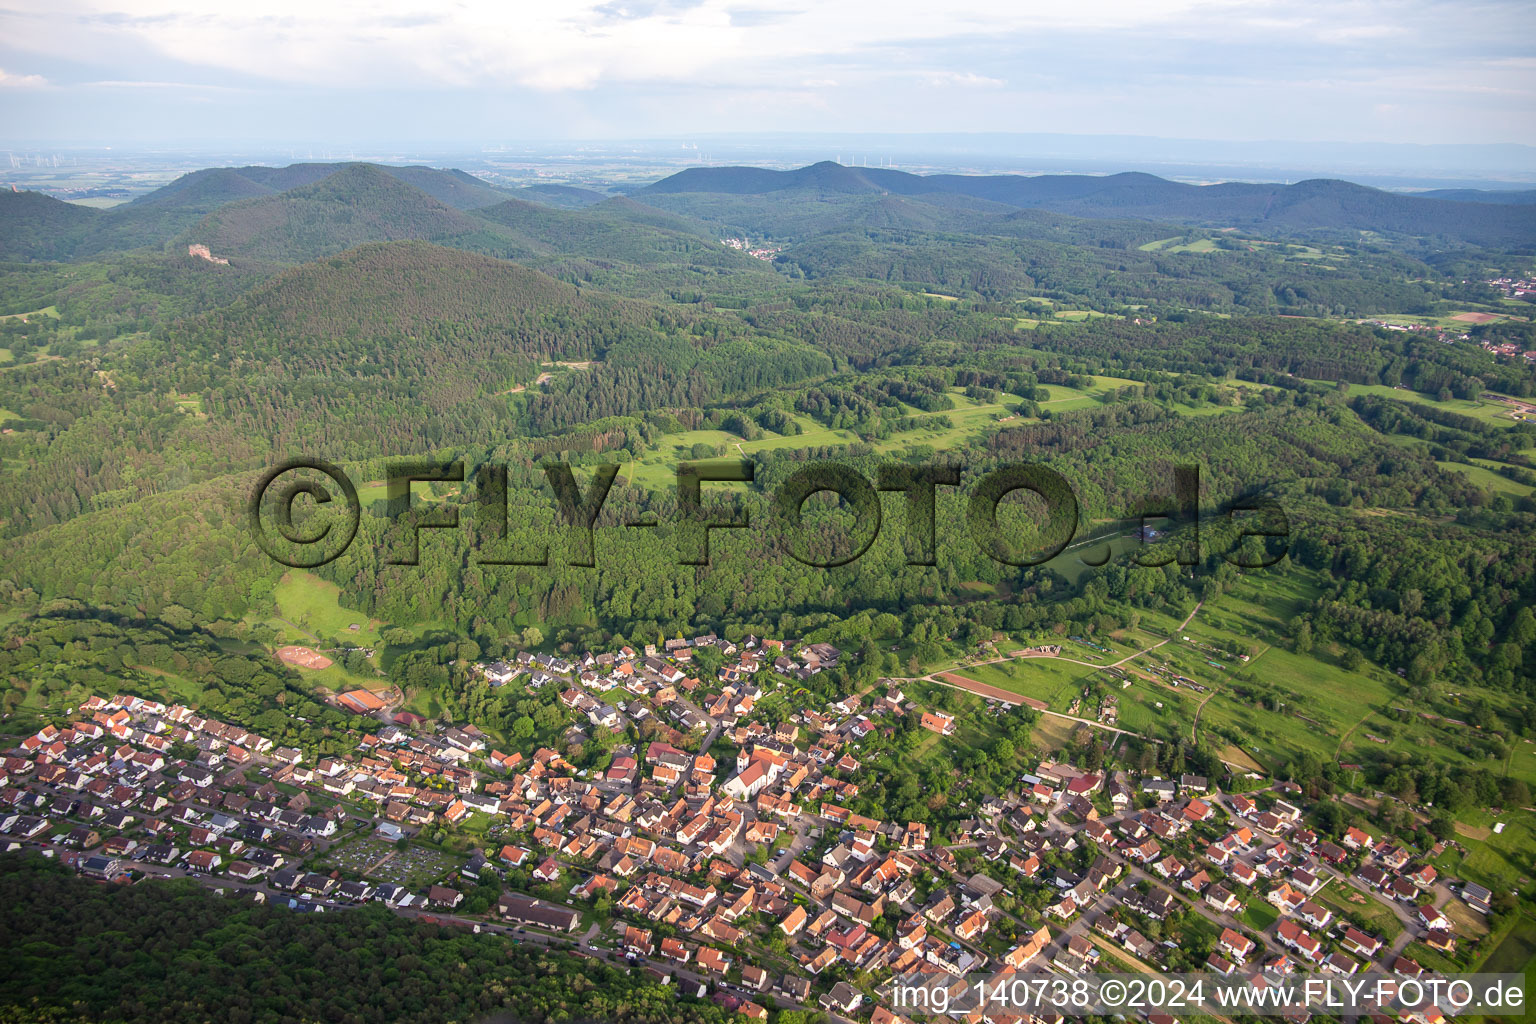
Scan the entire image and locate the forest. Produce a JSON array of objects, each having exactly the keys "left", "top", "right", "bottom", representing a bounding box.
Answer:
[
  {"left": 0, "top": 854, "right": 737, "bottom": 1024},
  {"left": 0, "top": 158, "right": 1532, "bottom": 799},
  {"left": 1, "top": 156, "right": 1535, "bottom": 1021}
]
